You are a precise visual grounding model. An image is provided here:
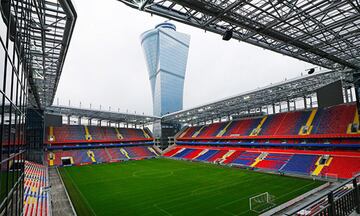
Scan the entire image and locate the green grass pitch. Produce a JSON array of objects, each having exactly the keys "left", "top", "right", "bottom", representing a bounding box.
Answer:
[{"left": 59, "top": 158, "right": 324, "bottom": 216}]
